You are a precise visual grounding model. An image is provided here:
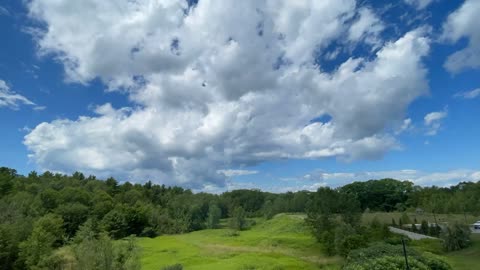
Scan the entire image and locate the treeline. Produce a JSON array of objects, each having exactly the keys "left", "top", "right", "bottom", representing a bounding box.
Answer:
[
  {"left": 0, "top": 167, "right": 309, "bottom": 269},
  {"left": 1, "top": 167, "right": 480, "bottom": 269}
]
